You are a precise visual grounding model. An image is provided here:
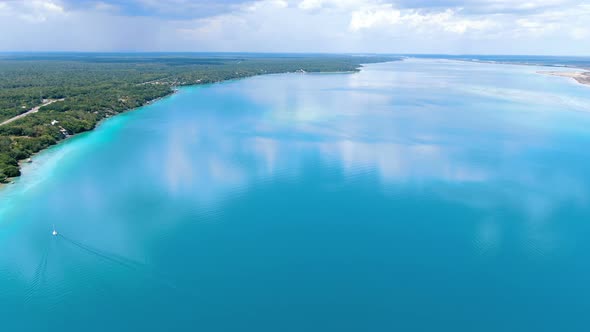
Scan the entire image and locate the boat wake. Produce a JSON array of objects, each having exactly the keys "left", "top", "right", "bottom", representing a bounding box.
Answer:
[
  {"left": 60, "top": 234, "right": 144, "bottom": 271},
  {"left": 58, "top": 234, "right": 179, "bottom": 291},
  {"left": 24, "top": 245, "right": 50, "bottom": 303}
]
